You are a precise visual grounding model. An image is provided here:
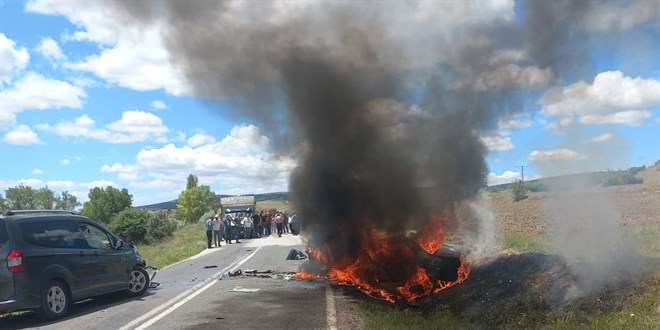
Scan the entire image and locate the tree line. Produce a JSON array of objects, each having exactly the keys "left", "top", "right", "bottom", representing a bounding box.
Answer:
[{"left": 0, "top": 174, "right": 218, "bottom": 244}]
